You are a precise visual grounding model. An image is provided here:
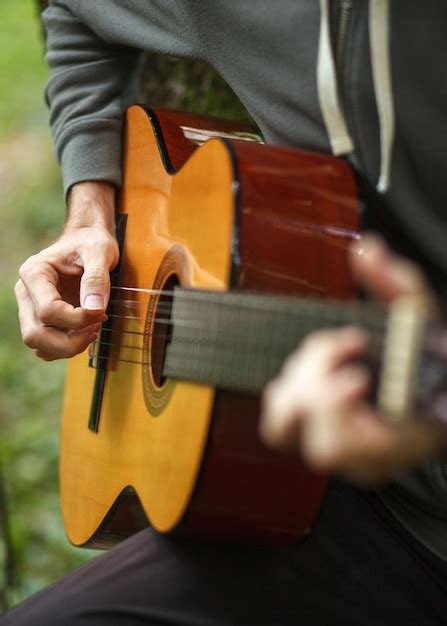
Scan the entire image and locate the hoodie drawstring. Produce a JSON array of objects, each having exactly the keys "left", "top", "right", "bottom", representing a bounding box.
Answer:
[
  {"left": 317, "top": 0, "right": 354, "bottom": 156},
  {"left": 317, "top": 0, "right": 395, "bottom": 193},
  {"left": 369, "top": 0, "right": 395, "bottom": 193}
]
